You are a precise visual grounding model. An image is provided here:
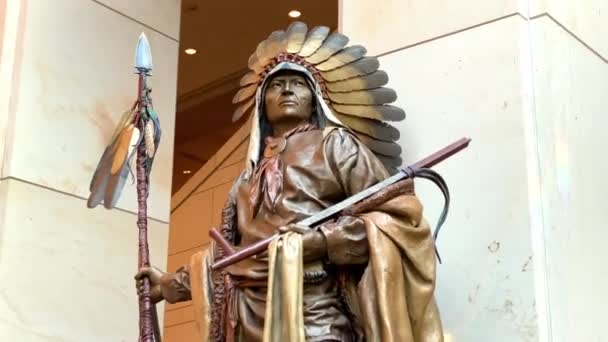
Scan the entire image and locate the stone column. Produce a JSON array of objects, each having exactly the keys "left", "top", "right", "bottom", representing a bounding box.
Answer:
[
  {"left": 0, "top": 0, "right": 180, "bottom": 340},
  {"left": 341, "top": 0, "right": 608, "bottom": 341},
  {"left": 527, "top": 1, "right": 608, "bottom": 341}
]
